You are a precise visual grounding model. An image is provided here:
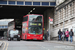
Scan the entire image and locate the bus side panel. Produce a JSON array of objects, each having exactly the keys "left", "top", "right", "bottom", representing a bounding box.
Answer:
[
  {"left": 22, "top": 15, "right": 29, "bottom": 40},
  {"left": 42, "top": 15, "right": 44, "bottom": 35},
  {"left": 26, "top": 15, "right": 29, "bottom": 40},
  {"left": 22, "top": 27, "right": 25, "bottom": 39}
]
